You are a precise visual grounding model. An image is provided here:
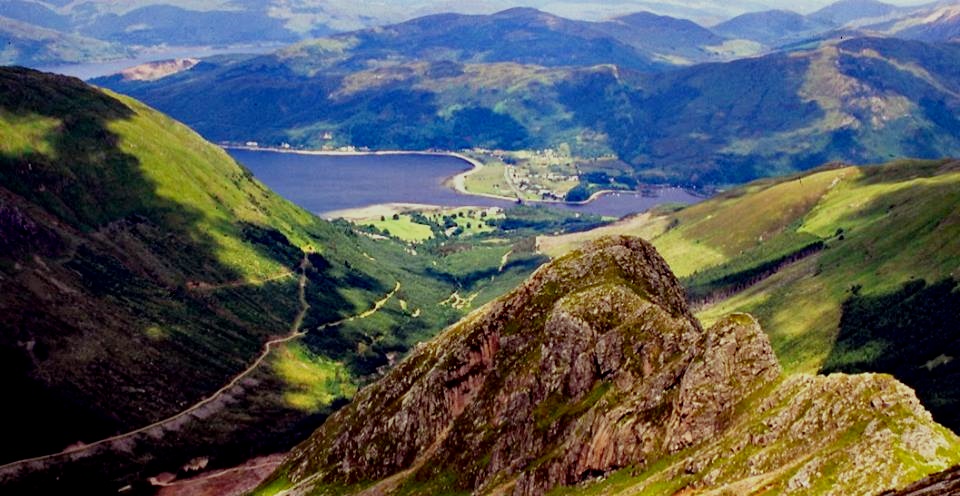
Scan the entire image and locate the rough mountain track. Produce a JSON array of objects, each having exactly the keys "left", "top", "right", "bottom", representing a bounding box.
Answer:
[{"left": 0, "top": 255, "right": 400, "bottom": 479}]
